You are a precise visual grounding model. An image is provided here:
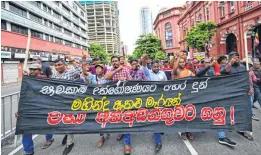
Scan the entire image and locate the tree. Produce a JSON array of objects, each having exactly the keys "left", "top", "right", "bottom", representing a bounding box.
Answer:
[
  {"left": 133, "top": 33, "right": 165, "bottom": 60},
  {"left": 88, "top": 42, "right": 109, "bottom": 64},
  {"left": 184, "top": 21, "right": 217, "bottom": 52}
]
